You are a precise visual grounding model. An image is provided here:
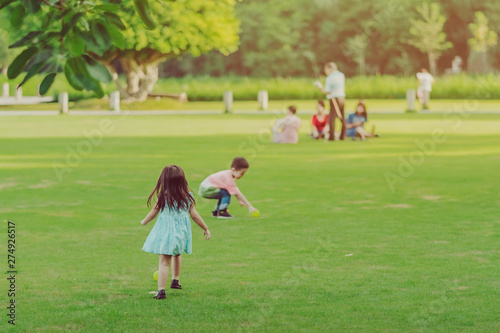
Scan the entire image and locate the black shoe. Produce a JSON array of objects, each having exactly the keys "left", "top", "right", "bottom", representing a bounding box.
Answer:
[
  {"left": 212, "top": 210, "right": 219, "bottom": 218},
  {"left": 153, "top": 289, "right": 166, "bottom": 299},
  {"left": 217, "top": 209, "right": 234, "bottom": 219},
  {"left": 170, "top": 279, "right": 182, "bottom": 289}
]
